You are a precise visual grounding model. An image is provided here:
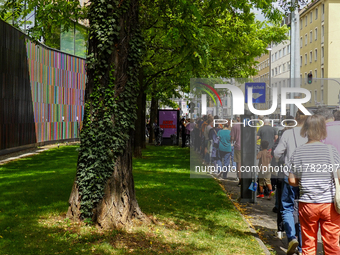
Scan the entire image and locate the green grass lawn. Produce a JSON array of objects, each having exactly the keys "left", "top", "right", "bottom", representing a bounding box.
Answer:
[{"left": 0, "top": 145, "right": 264, "bottom": 255}]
